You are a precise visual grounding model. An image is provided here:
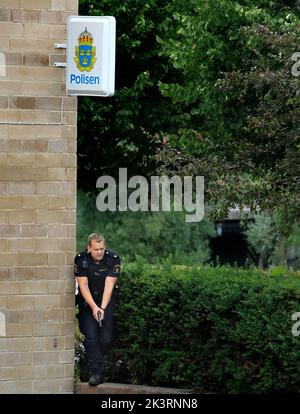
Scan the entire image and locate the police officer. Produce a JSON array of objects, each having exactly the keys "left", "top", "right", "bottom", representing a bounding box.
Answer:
[{"left": 74, "top": 232, "right": 121, "bottom": 386}]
